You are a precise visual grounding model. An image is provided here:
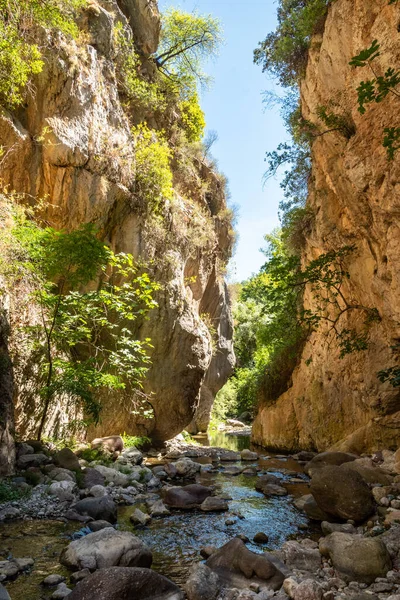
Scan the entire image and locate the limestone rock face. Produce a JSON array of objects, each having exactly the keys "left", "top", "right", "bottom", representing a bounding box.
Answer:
[
  {"left": 252, "top": 0, "right": 400, "bottom": 453},
  {"left": 0, "top": 0, "right": 234, "bottom": 443}
]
